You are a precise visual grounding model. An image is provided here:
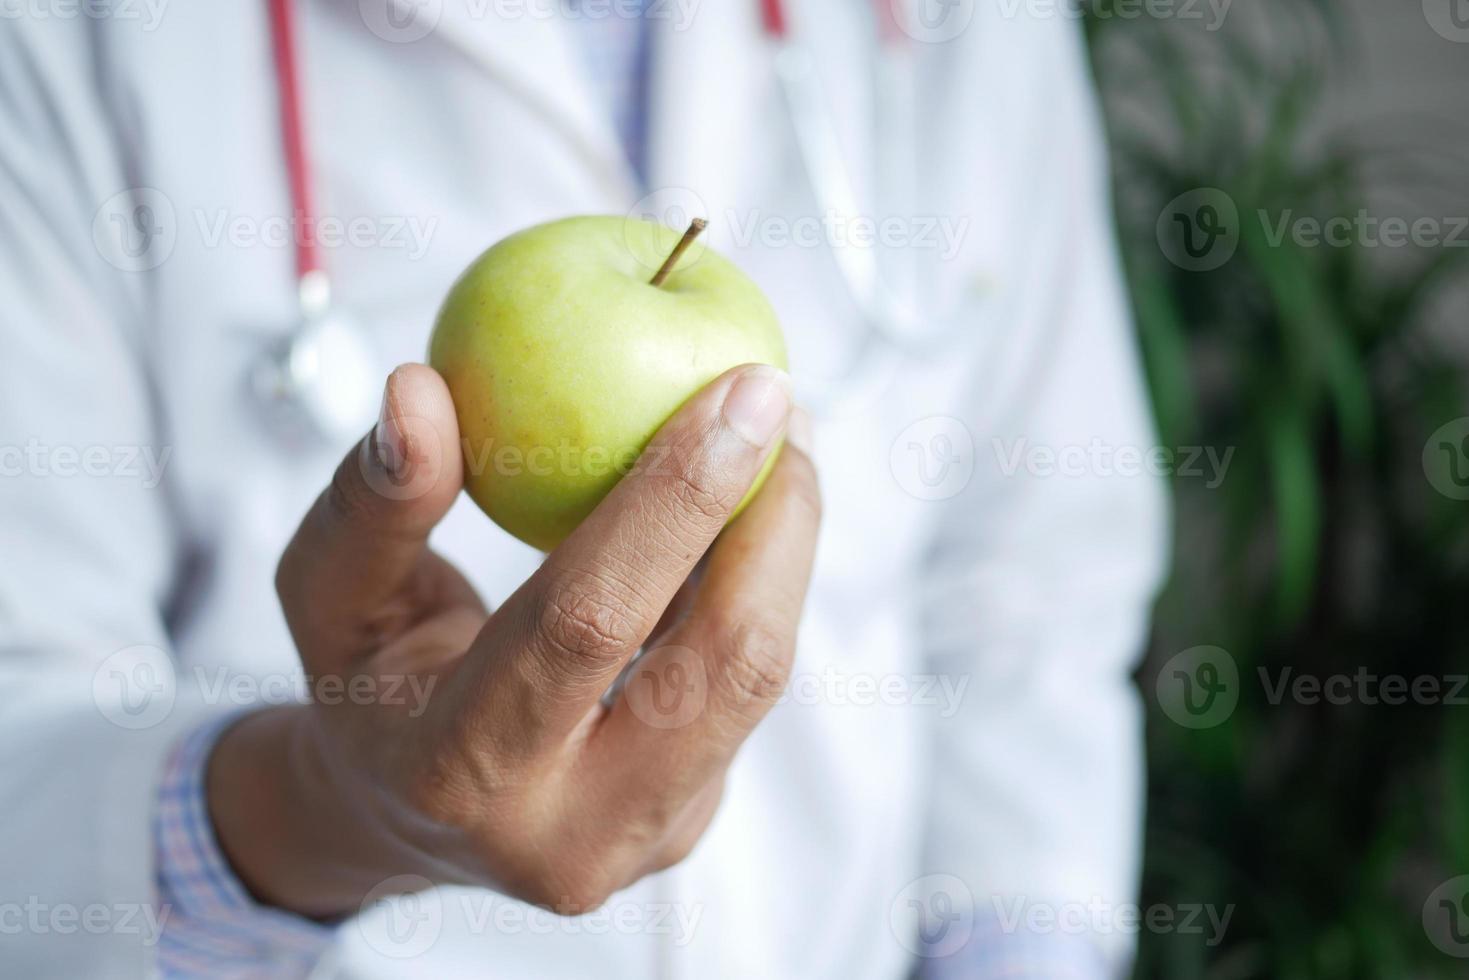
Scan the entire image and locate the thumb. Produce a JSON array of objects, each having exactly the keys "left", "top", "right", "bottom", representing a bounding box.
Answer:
[{"left": 276, "top": 363, "right": 464, "bottom": 672}]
